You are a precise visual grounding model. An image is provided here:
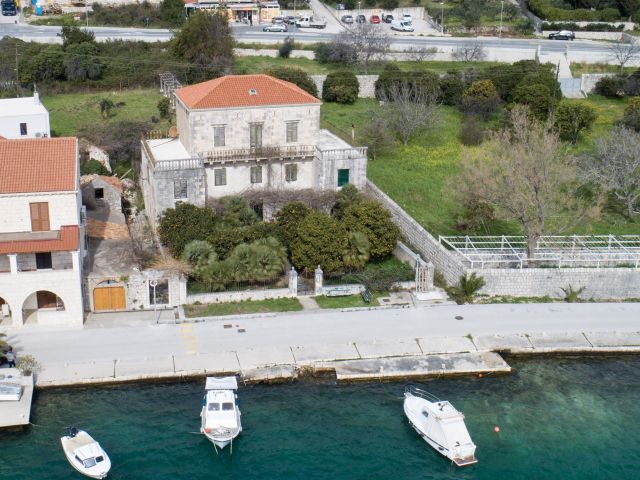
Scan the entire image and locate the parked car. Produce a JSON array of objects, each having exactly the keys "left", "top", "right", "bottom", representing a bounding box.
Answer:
[
  {"left": 272, "top": 16, "right": 285, "bottom": 24},
  {"left": 382, "top": 13, "right": 394, "bottom": 23},
  {"left": 341, "top": 14, "right": 354, "bottom": 24},
  {"left": 370, "top": 15, "right": 381, "bottom": 24},
  {"left": 263, "top": 23, "right": 288, "bottom": 32},
  {"left": 286, "top": 15, "right": 297, "bottom": 24},
  {"left": 356, "top": 14, "right": 366, "bottom": 23},
  {"left": 391, "top": 20, "right": 414, "bottom": 32},
  {"left": 402, "top": 13, "right": 412, "bottom": 24},
  {"left": 548, "top": 30, "right": 575, "bottom": 40}
]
